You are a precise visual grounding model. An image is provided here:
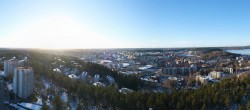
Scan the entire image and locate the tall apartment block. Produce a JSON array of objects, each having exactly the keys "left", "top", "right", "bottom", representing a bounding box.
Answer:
[
  {"left": 4, "top": 59, "right": 19, "bottom": 76},
  {"left": 13, "top": 67, "right": 34, "bottom": 98}
]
